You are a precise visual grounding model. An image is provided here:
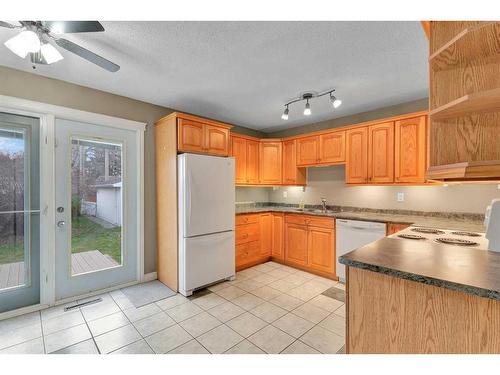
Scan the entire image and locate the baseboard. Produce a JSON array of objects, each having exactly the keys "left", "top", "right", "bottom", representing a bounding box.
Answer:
[{"left": 143, "top": 272, "right": 158, "bottom": 282}]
